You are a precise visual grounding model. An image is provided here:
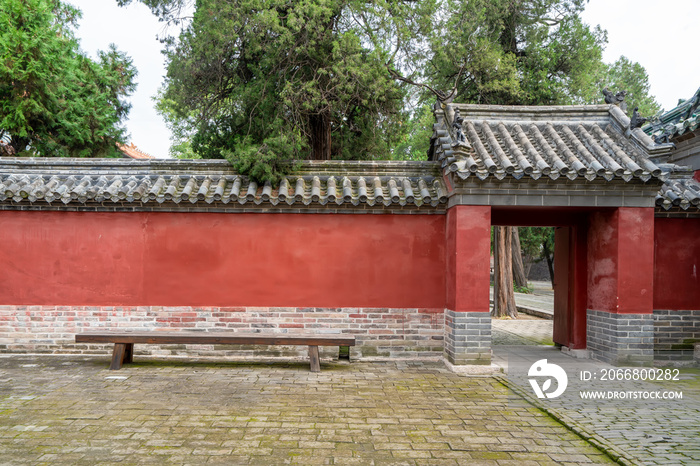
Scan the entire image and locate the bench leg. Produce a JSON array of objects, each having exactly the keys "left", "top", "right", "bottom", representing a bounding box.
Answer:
[
  {"left": 109, "top": 343, "right": 127, "bottom": 370},
  {"left": 308, "top": 345, "right": 320, "bottom": 372},
  {"left": 124, "top": 343, "right": 134, "bottom": 364}
]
